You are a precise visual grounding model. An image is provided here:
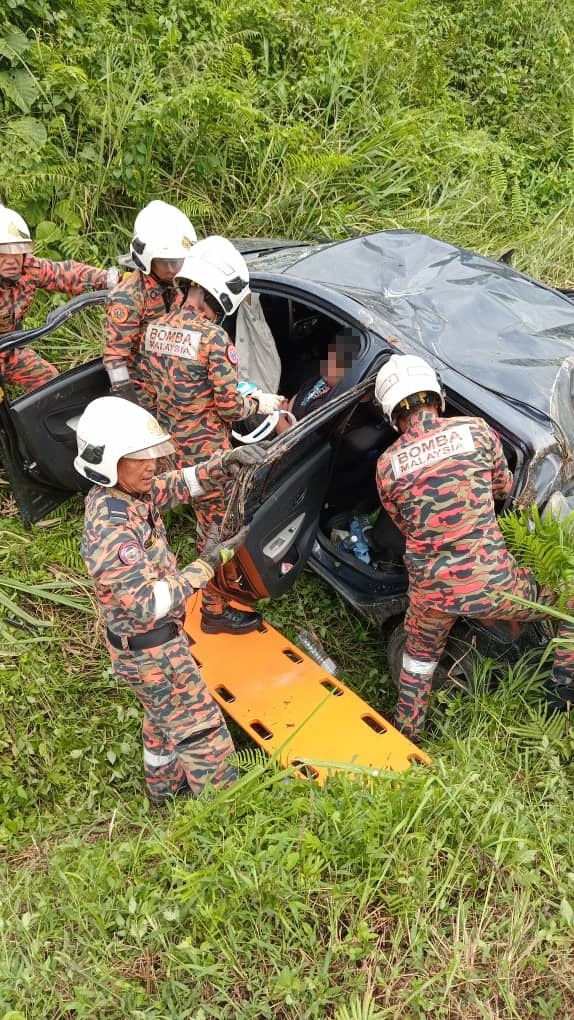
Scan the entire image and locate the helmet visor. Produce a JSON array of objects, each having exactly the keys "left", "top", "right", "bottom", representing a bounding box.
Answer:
[
  {"left": 0, "top": 241, "right": 33, "bottom": 254},
  {"left": 125, "top": 439, "right": 176, "bottom": 460}
]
